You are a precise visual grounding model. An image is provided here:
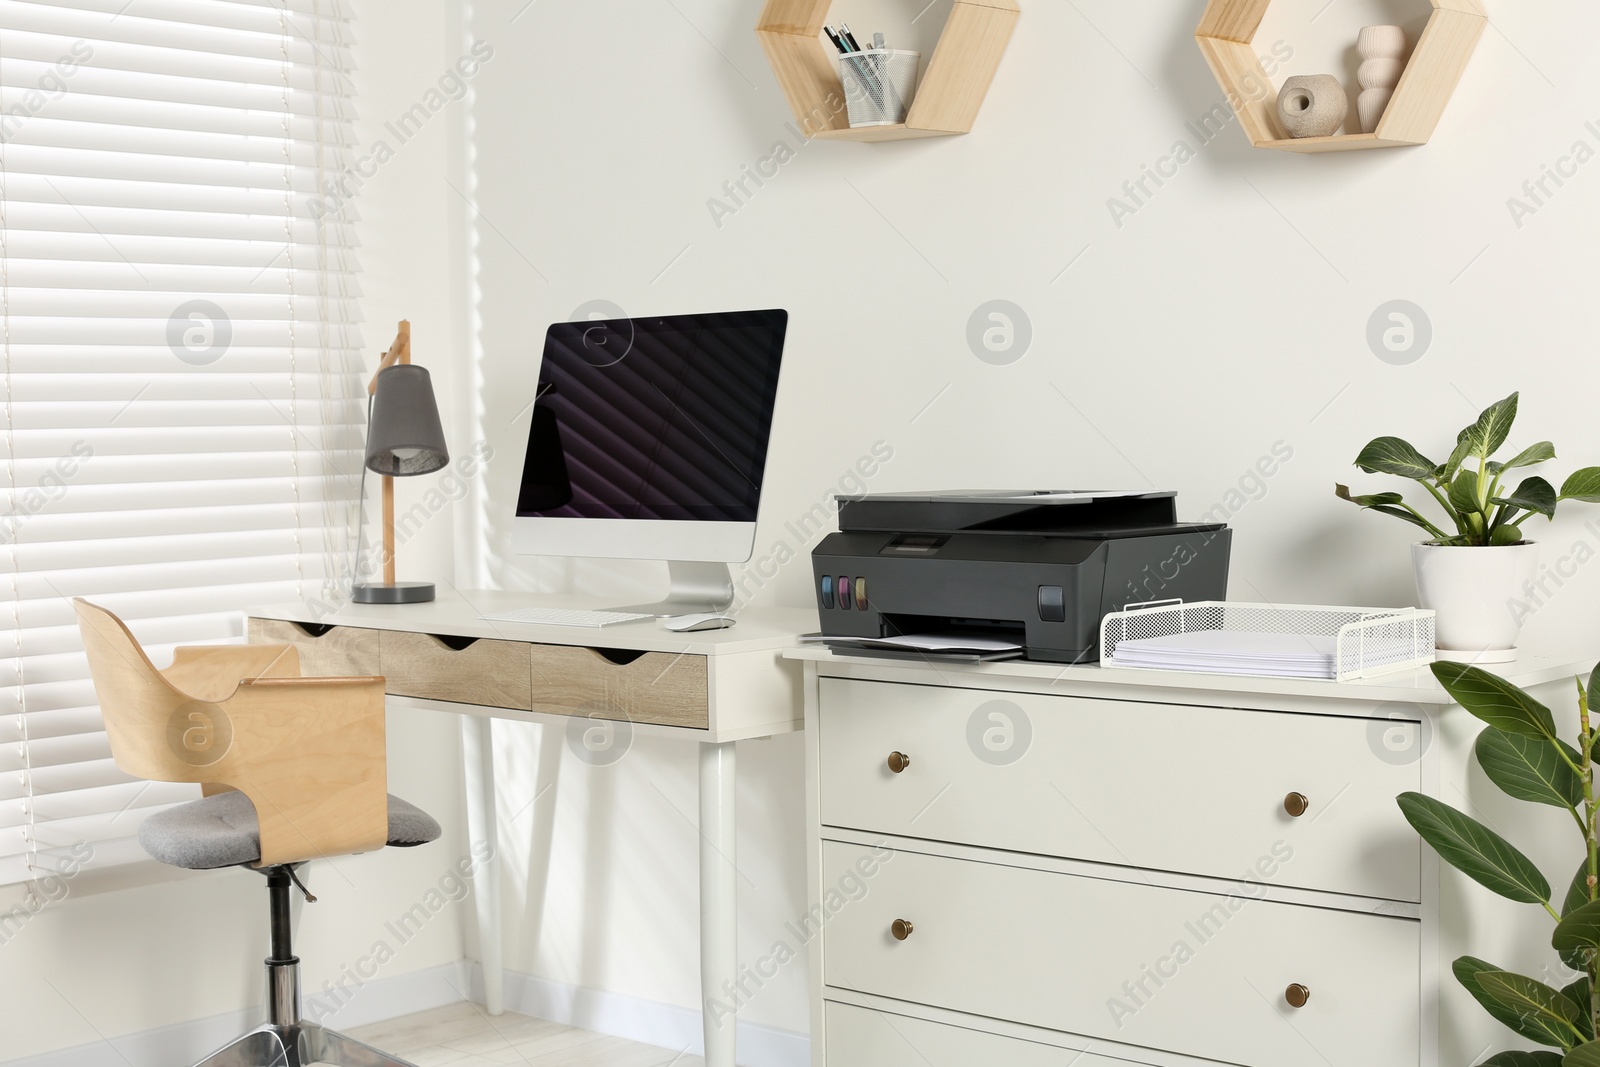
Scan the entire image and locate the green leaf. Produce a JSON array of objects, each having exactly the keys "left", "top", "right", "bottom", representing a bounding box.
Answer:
[
  {"left": 1562, "top": 976, "right": 1594, "bottom": 1039},
  {"left": 1475, "top": 730, "right": 1584, "bottom": 808},
  {"left": 1588, "top": 663, "right": 1600, "bottom": 726},
  {"left": 1463, "top": 392, "right": 1521, "bottom": 460},
  {"left": 1398, "top": 792, "right": 1552, "bottom": 904},
  {"left": 1452, "top": 468, "right": 1487, "bottom": 515},
  {"left": 1335, "top": 484, "right": 1405, "bottom": 508},
  {"left": 1564, "top": 862, "right": 1595, "bottom": 917},
  {"left": 1479, "top": 1052, "right": 1563, "bottom": 1066},
  {"left": 1502, "top": 441, "right": 1558, "bottom": 470},
  {"left": 1561, "top": 468, "right": 1600, "bottom": 503},
  {"left": 1494, "top": 477, "right": 1559, "bottom": 520},
  {"left": 1443, "top": 434, "right": 1477, "bottom": 482},
  {"left": 1371, "top": 505, "right": 1443, "bottom": 532},
  {"left": 1492, "top": 523, "right": 1530, "bottom": 545},
  {"left": 1431, "top": 661, "right": 1560, "bottom": 741},
  {"left": 1566, "top": 1041, "right": 1600, "bottom": 1066},
  {"left": 1455, "top": 957, "right": 1570, "bottom": 1047},
  {"left": 1480, "top": 972, "right": 1586, "bottom": 1042},
  {"left": 1335, "top": 485, "right": 1441, "bottom": 534},
  {"left": 1555, "top": 900, "right": 1600, "bottom": 970},
  {"left": 1355, "top": 437, "right": 1438, "bottom": 480}
]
